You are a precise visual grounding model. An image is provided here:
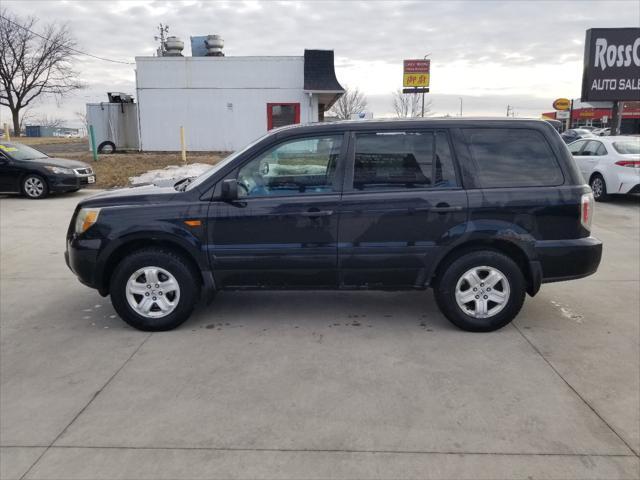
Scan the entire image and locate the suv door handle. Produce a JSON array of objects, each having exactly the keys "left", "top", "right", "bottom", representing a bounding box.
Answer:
[
  {"left": 431, "top": 205, "right": 463, "bottom": 213},
  {"left": 298, "top": 209, "right": 334, "bottom": 217}
]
